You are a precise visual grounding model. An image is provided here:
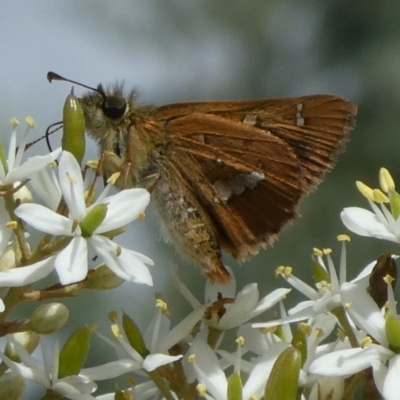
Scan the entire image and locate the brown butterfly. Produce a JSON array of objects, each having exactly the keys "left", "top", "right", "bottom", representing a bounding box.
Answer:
[{"left": 48, "top": 72, "right": 357, "bottom": 283}]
